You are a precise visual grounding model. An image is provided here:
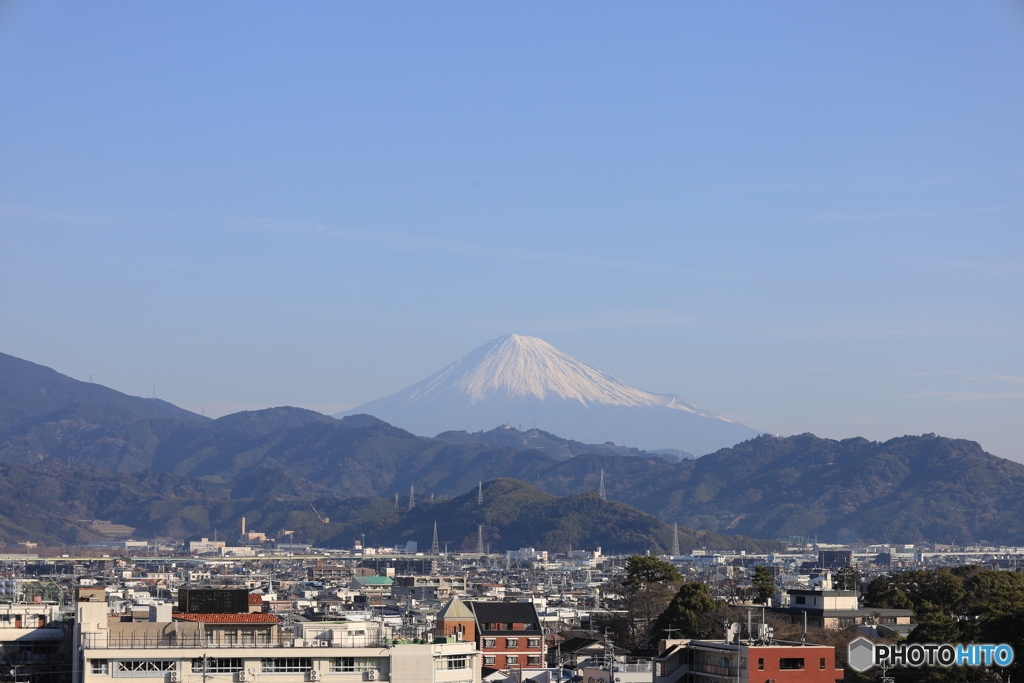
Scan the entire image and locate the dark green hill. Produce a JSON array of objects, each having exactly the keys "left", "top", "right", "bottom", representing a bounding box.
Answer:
[
  {"left": 2, "top": 382, "right": 1023, "bottom": 544},
  {"left": 0, "top": 461, "right": 780, "bottom": 554},
  {"left": 0, "top": 351, "right": 205, "bottom": 427}
]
